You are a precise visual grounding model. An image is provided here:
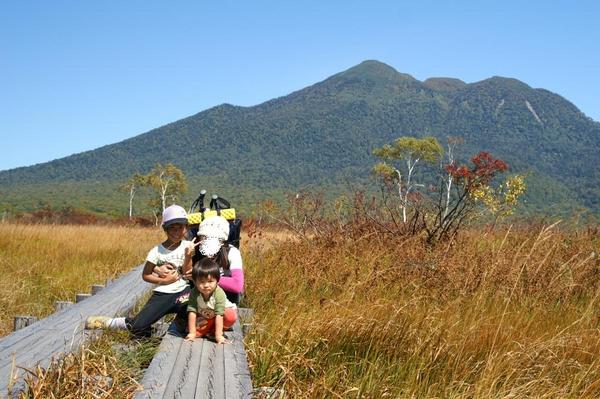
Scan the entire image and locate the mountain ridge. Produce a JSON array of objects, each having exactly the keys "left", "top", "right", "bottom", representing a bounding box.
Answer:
[{"left": 1, "top": 60, "right": 599, "bottom": 216}]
